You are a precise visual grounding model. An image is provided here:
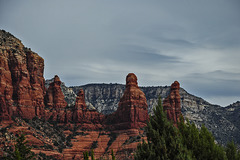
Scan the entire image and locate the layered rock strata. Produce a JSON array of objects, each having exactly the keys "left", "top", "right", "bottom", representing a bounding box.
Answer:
[
  {"left": 163, "top": 81, "right": 182, "bottom": 125},
  {"left": 0, "top": 30, "right": 45, "bottom": 120}
]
